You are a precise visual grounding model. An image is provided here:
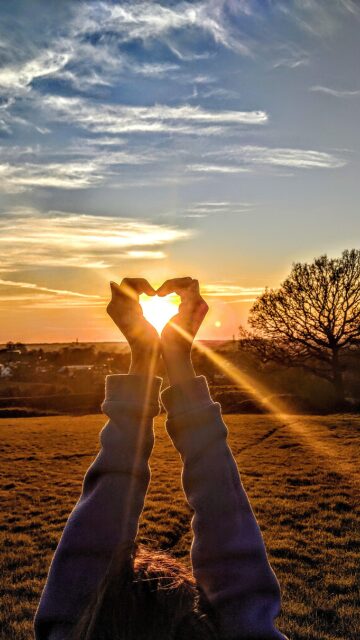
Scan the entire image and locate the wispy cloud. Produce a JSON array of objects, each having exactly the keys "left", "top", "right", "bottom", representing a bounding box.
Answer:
[
  {"left": 188, "top": 164, "right": 251, "bottom": 174},
  {"left": 270, "top": 41, "right": 310, "bottom": 70},
  {"left": 0, "top": 276, "right": 105, "bottom": 311},
  {"left": 242, "top": 145, "right": 346, "bottom": 169},
  {"left": 310, "top": 85, "right": 360, "bottom": 98},
  {"left": 0, "top": 50, "right": 70, "bottom": 96},
  {"left": 203, "top": 283, "right": 264, "bottom": 300},
  {"left": 125, "top": 250, "right": 166, "bottom": 260},
  {"left": 204, "top": 145, "right": 346, "bottom": 170},
  {"left": 73, "top": 1, "right": 252, "bottom": 57},
  {"left": 276, "top": 0, "right": 360, "bottom": 37},
  {"left": 43, "top": 96, "right": 268, "bottom": 135},
  {"left": 338, "top": 0, "right": 360, "bottom": 17},
  {"left": 182, "top": 201, "right": 255, "bottom": 218},
  {"left": 0, "top": 209, "right": 193, "bottom": 272},
  {"left": 0, "top": 0, "right": 252, "bottom": 113},
  {"left": 272, "top": 55, "right": 309, "bottom": 69},
  {"left": 0, "top": 160, "right": 104, "bottom": 192},
  {"left": 0, "top": 142, "right": 169, "bottom": 193},
  {"left": 0, "top": 278, "right": 101, "bottom": 299}
]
